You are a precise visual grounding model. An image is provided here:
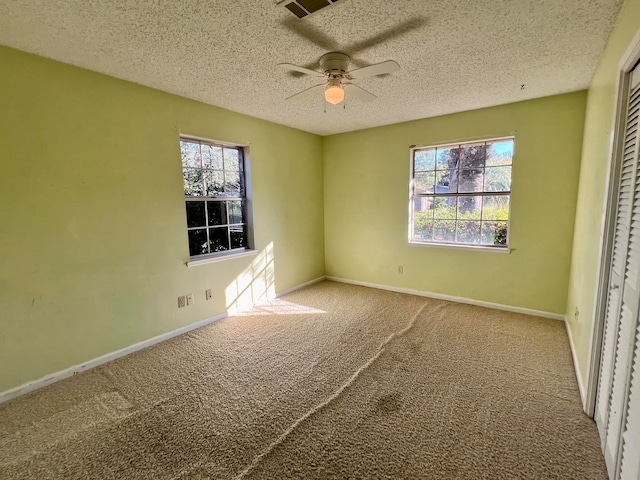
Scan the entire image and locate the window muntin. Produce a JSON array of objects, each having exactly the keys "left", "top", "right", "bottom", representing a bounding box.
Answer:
[
  {"left": 180, "top": 138, "right": 249, "bottom": 258},
  {"left": 410, "top": 138, "right": 513, "bottom": 248}
]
